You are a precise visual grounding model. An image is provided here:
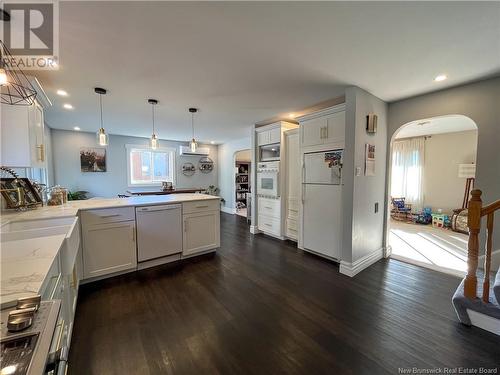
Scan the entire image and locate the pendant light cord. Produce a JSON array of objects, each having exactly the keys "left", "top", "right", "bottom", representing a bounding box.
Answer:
[
  {"left": 152, "top": 103, "right": 155, "bottom": 134},
  {"left": 99, "top": 93, "right": 103, "bottom": 130},
  {"left": 191, "top": 112, "right": 195, "bottom": 139}
]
